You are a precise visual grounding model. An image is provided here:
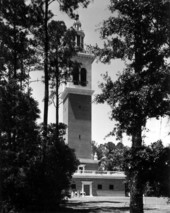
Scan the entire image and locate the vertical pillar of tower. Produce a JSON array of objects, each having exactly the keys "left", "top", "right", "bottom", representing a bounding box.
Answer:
[{"left": 63, "top": 92, "right": 92, "bottom": 159}]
